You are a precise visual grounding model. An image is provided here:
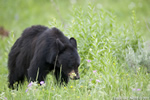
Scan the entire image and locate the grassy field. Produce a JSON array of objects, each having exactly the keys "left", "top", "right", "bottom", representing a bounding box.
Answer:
[{"left": 0, "top": 0, "right": 150, "bottom": 99}]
